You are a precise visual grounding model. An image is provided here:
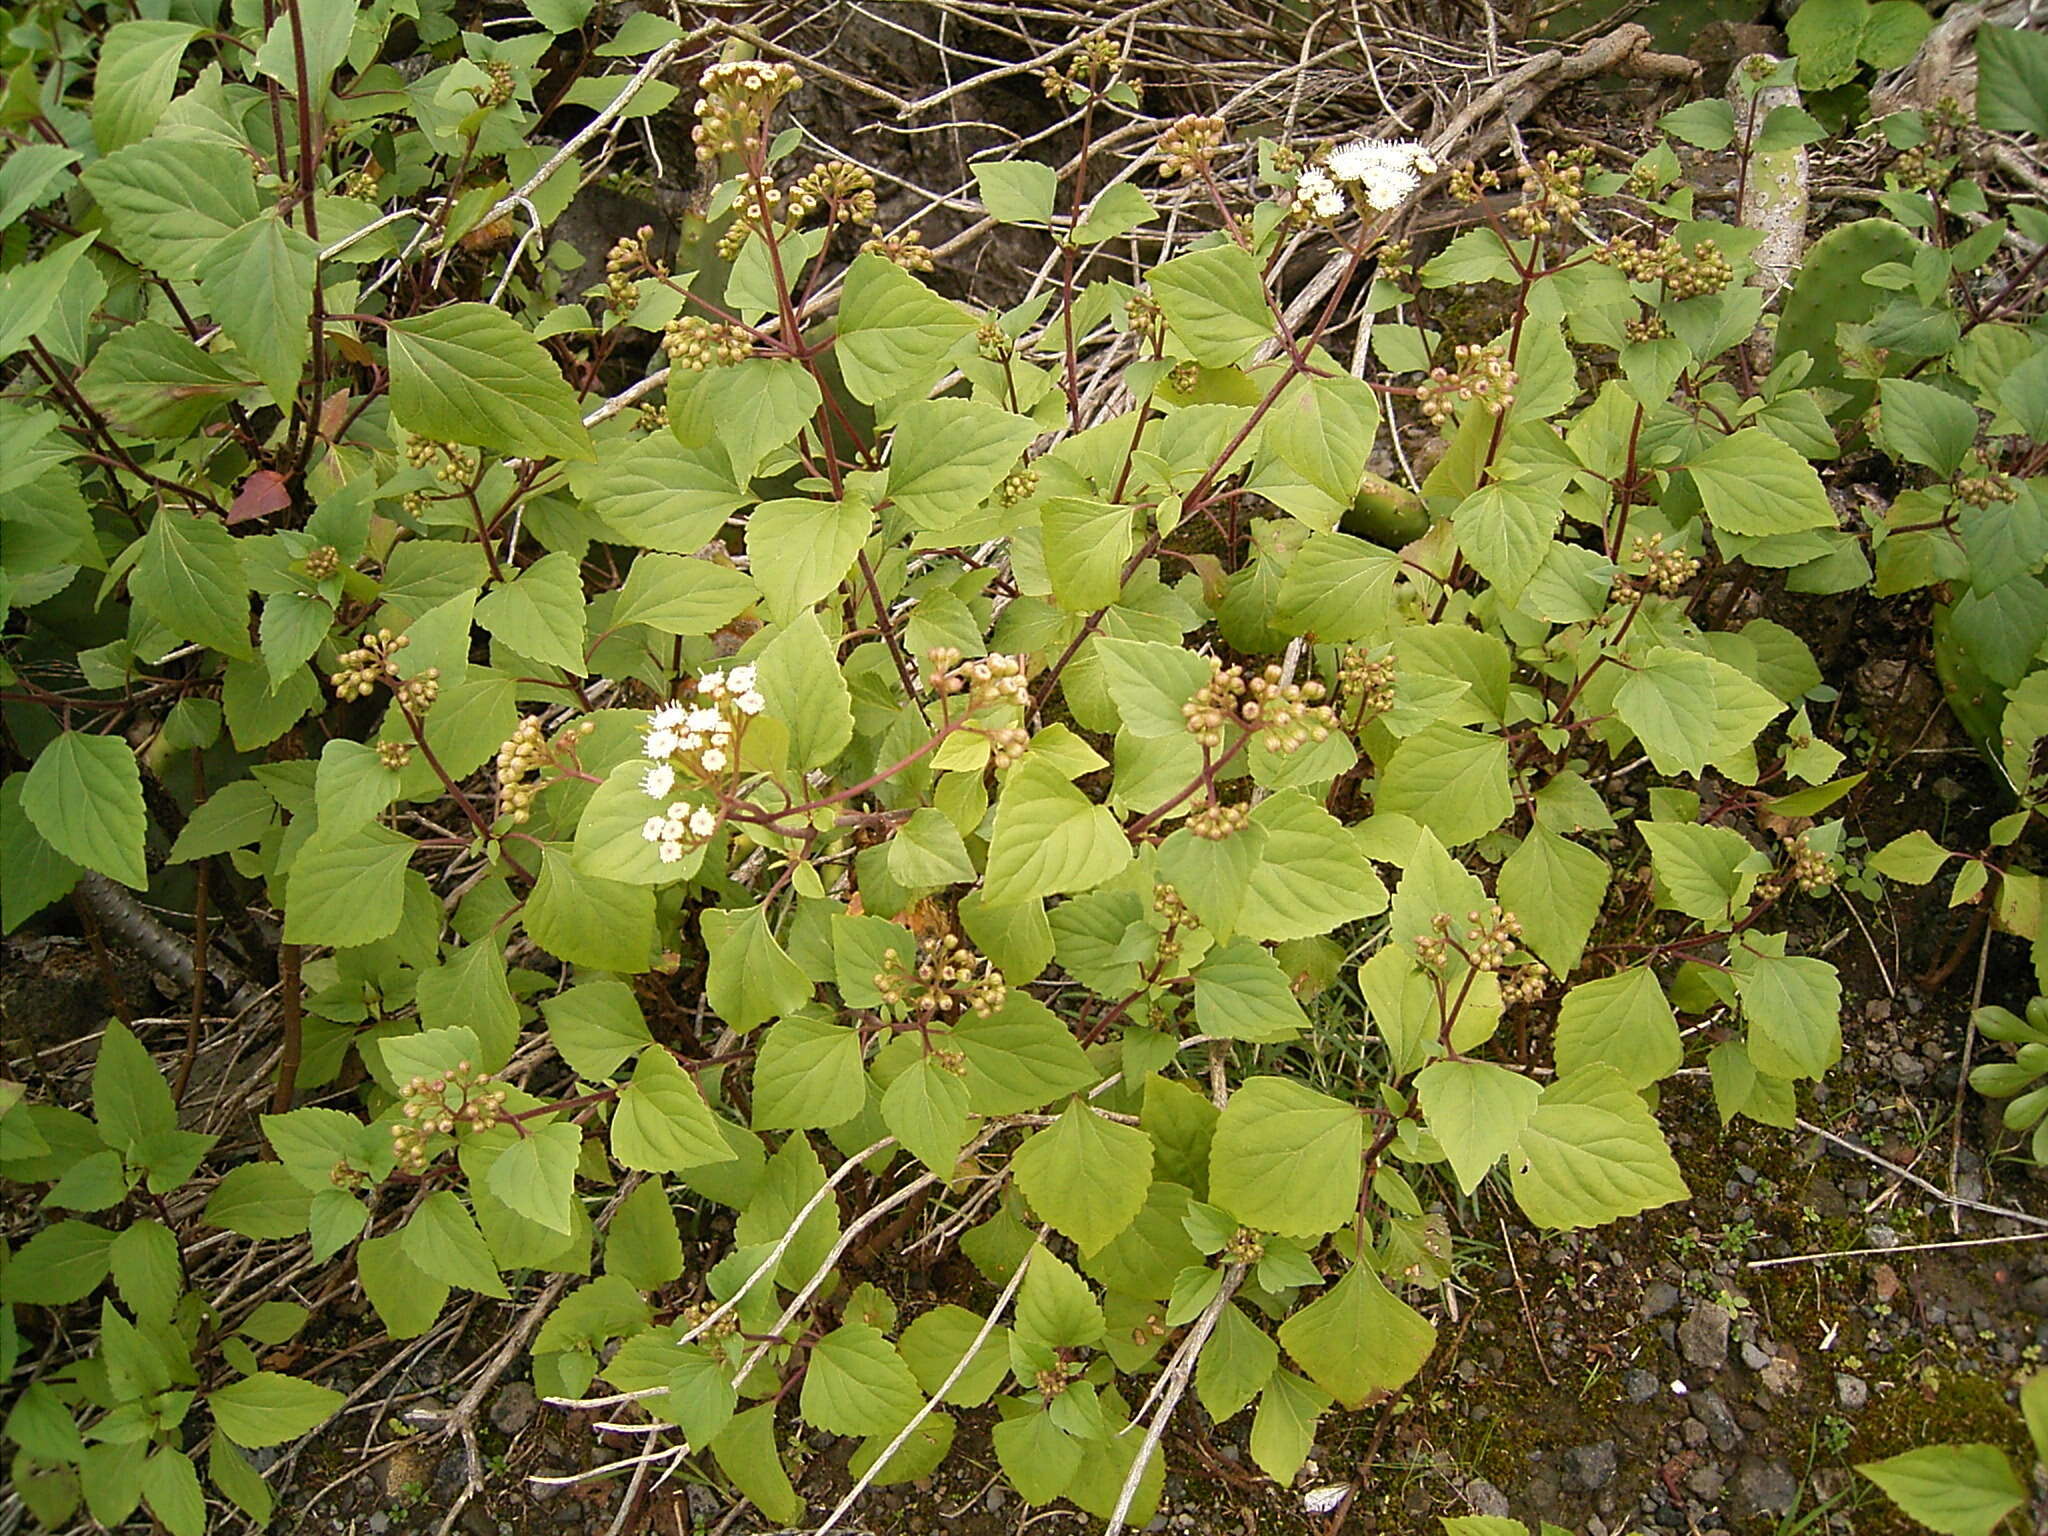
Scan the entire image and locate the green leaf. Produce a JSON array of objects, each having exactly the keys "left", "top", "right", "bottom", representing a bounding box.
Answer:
[
  {"left": 1856, "top": 1444, "right": 2026, "bottom": 1536},
  {"left": 1688, "top": 430, "right": 1835, "bottom": 538},
  {"left": 753, "top": 1013, "right": 867, "bottom": 1130},
  {"left": 357, "top": 1232, "right": 449, "bottom": 1338},
  {"left": 952, "top": 994, "right": 1097, "bottom": 1113},
  {"left": 1094, "top": 638, "right": 1212, "bottom": 737},
  {"left": 577, "top": 435, "right": 745, "bottom": 552},
  {"left": 1248, "top": 1369, "right": 1330, "bottom": 1485},
  {"left": 313, "top": 739, "right": 402, "bottom": 836},
  {"left": 209, "top": 1442, "right": 274, "bottom": 1526},
  {"left": 703, "top": 903, "right": 812, "bottom": 1030},
  {"left": 81, "top": 140, "right": 259, "bottom": 279},
  {"left": 0, "top": 235, "right": 94, "bottom": 360},
  {"left": 1041, "top": 498, "right": 1133, "bottom": 612},
  {"left": 801, "top": 1324, "right": 924, "bottom": 1435},
  {"left": 203, "top": 1164, "right": 311, "bottom": 1240},
  {"left": 542, "top": 981, "right": 652, "bottom": 1081},
  {"left": 93, "top": 1019, "right": 176, "bottom": 1154},
  {"left": 1660, "top": 98, "right": 1736, "bottom": 149},
  {"left": 1276, "top": 1262, "right": 1436, "bottom": 1411},
  {"left": 139, "top": 1449, "right": 205, "bottom": 1536},
  {"left": 899, "top": 1305, "right": 1010, "bottom": 1406},
  {"left": 1192, "top": 940, "right": 1311, "bottom": 1041},
  {"left": 110, "top": 1218, "right": 181, "bottom": 1319},
  {"left": 993, "top": 1407, "right": 1084, "bottom": 1505},
  {"left": 5, "top": 1219, "right": 113, "bottom": 1304},
  {"left": 208, "top": 1372, "right": 344, "bottom": 1449},
  {"left": 612, "top": 1049, "right": 734, "bottom": 1173},
  {"left": 1150, "top": 244, "right": 1273, "bottom": 367},
  {"left": 709, "top": 1404, "right": 802, "bottom": 1526},
  {"left": 485, "top": 1119, "right": 582, "bottom": 1234},
  {"left": 1786, "top": 0, "right": 1866, "bottom": 89},
  {"left": 834, "top": 252, "right": 976, "bottom": 408},
  {"left": 612, "top": 553, "right": 758, "bottom": 637},
  {"left": 1509, "top": 1065, "right": 1689, "bottom": 1229},
  {"left": 199, "top": 216, "right": 318, "bottom": 408},
  {"left": 1616, "top": 646, "right": 1785, "bottom": 777},
  {"left": 982, "top": 755, "right": 1130, "bottom": 907},
  {"left": 972, "top": 159, "right": 1058, "bottom": 223},
  {"left": 476, "top": 551, "right": 587, "bottom": 673},
  {"left": 756, "top": 611, "right": 853, "bottom": 770},
  {"left": 673, "top": 356, "right": 820, "bottom": 484},
  {"left": 1878, "top": 379, "right": 1979, "bottom": 476},
  {"left": 81, "top": 320, "right": 260, "bottom": 438},
  {"left": 525, "top": 847, "right": 656, "bottom": 973},
  {"left": 889, "top": 807, "right": 977, "bottom": 888},
  {"left": 1554, "top": 968, "right": 1683, "bottom": 1090},
  {"left": 1733, "top": 943, "right": 1842, "bottom": 1079},
  {"left": 1415, "top": 1059, "right": 1542, "bottom": 1195},
  {"left": 1638, "top": 820, "right": 1758, "bottom": 924},
  {"left": 1453, "top": 480, "right": 1560, "bottom": 593},
  {"left": 282, "top": 824, "right": 412, "bottom": 947},
  {"left": 572, "top": 760, "right": 705, "bottom": 887},
  {"left": 1276, "top": 531, "right": 1400, "bottom": 640},
  {"left": 1015, "top": 1242, "right": 1104, "bottom": 1349},
  {"left": 131, "top": 508, "right": 252, "bottom": 660},
  {"left": 1497, "top": 823, "right": 1608, "bottom": 977},
  {"left": 1376, "top": 723, "right": 1512, "bottom": 847},
  {"left": 92, "top": 21, "right": 199, "bottom": 151},
  {"left": 402, "top": 1191, "right": 508, "bottom": 1298},
  {"left": 1979, "top": 25, "right": 2048, "bottom": 138},
  {"left": 2022, "top": 1369, "right": 2048, "bottom": 1466},
  {"left": 887, "top": 397, "right": 1039, "bottom": 532},
  {"left": 21, "top": 732, "right": 148, "bottom": 890},
  {"left": 387, "top": 303, "right": 594, "bottom": 461},
  {"left": 744, "top": 495, "right": 872, "bottom": 623},
  {"left": 1208, "top": 1077, "right": 1362, "bottom": 1239},
  {"left": 1012, "top": 1099, "right": 1153, "bottom": 1255},
  {"left": 1195, "top": 1303, "right": 1277, "bottom": 1424},
  {"left": 1238, "top": 789, "right": 1388, "bottom": 942},
  {"left": 606, "top": 1177, "right": 683, "bottom": 1290},
  {"left": 251, "top": 0, "right": 356, "bottom": 99},
  {"left": 1074, "top": 182, "right": 1155, "bottom": 245},
  {"left": 880, "top": 1055, "right": 971, "bottom": 1174}
]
